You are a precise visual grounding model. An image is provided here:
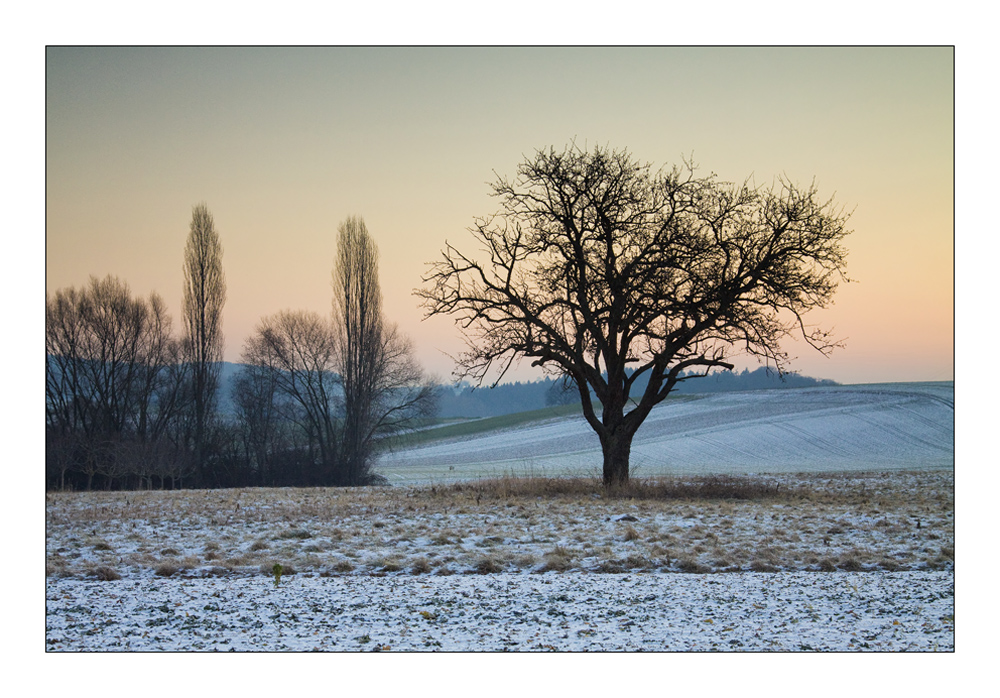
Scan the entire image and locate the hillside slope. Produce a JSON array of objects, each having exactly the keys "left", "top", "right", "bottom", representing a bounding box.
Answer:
[{"left": 376, "top": 382, "right": 954, "bottom": 484}]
